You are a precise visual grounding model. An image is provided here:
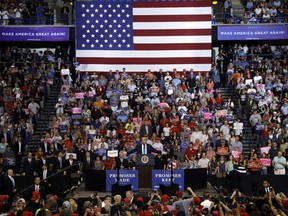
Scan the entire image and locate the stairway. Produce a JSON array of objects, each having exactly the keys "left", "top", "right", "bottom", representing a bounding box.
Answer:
[
  {"left": 231, "top": 0, "right": 244, "bottom": 18},
  {"left": 27, "top": 82, "right": 61, "bottom": 153},
  {"left": 218, "top": 87, "right": 254, "bottom": 156}
]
